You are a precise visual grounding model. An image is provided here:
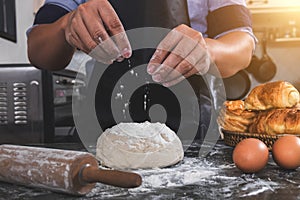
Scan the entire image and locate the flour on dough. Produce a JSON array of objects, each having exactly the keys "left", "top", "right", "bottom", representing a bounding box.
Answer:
[{"left": 96, "top": 121, "right": 184, "bottom": 169}]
